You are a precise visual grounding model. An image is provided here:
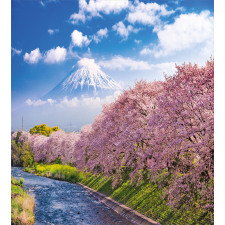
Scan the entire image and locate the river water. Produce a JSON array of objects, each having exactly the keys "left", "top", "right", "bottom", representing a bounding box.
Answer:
[{"left": 11, "top": 167, "right": 133, "bottom": 225}]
